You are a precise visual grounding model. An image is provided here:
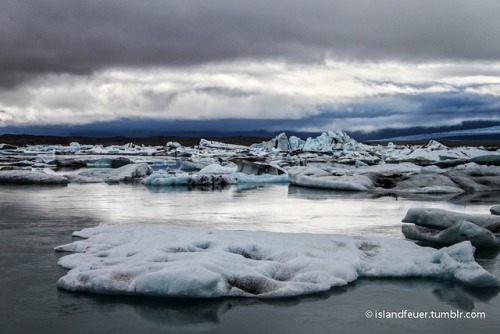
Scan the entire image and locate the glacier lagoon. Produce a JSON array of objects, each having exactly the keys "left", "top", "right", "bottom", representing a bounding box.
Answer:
[{"left": 1, "top": 182, "right": 499, "bottom": 333}]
